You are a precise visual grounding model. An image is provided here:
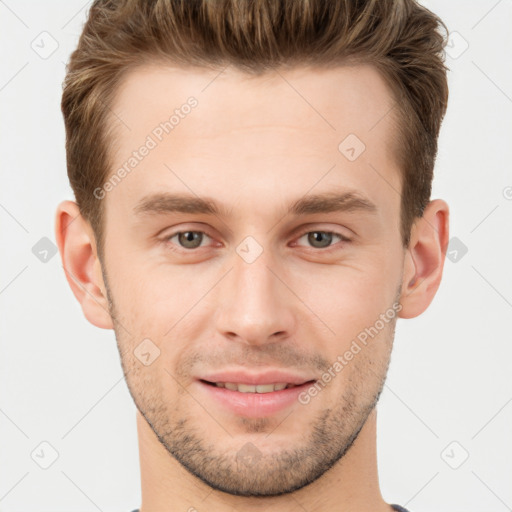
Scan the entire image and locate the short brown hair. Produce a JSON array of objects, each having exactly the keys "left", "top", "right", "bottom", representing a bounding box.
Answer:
[{"left": 61, "top": 0, "right": 449, "bottom": 260}]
